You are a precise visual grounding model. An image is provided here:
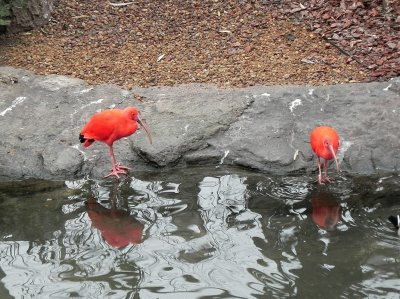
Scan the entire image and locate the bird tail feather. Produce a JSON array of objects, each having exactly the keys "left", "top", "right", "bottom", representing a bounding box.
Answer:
[
  {"left": 79, "top": 133, "right": 95, "bottom": 147},
  {"left": 388, "top": 215, "right": 400, "bottom": 229}
]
